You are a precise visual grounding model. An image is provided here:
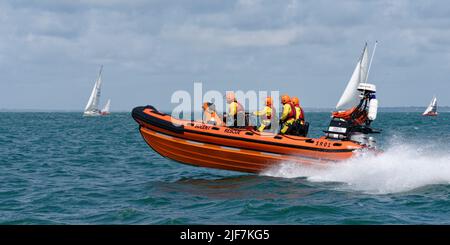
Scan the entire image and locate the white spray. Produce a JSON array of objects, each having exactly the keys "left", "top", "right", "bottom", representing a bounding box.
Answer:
[{"left": 262, "top": 142, "right": 450, "bottom": 194}]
